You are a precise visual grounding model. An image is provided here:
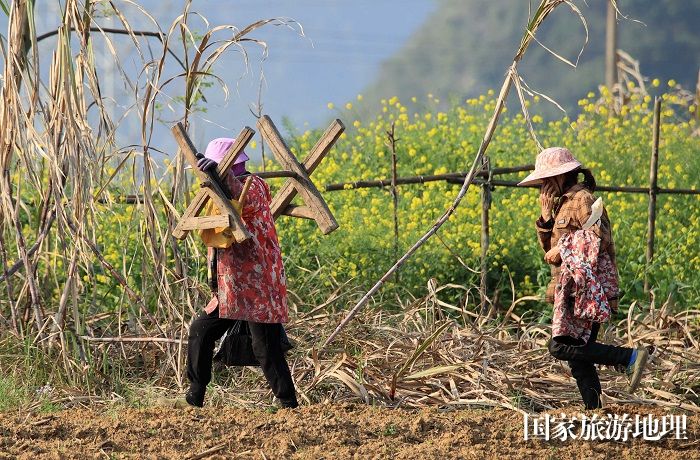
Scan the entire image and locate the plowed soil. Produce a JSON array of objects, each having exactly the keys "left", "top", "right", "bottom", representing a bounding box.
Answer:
[{"left": 1, "top": 403, "right": 698, "bottom": 459}]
